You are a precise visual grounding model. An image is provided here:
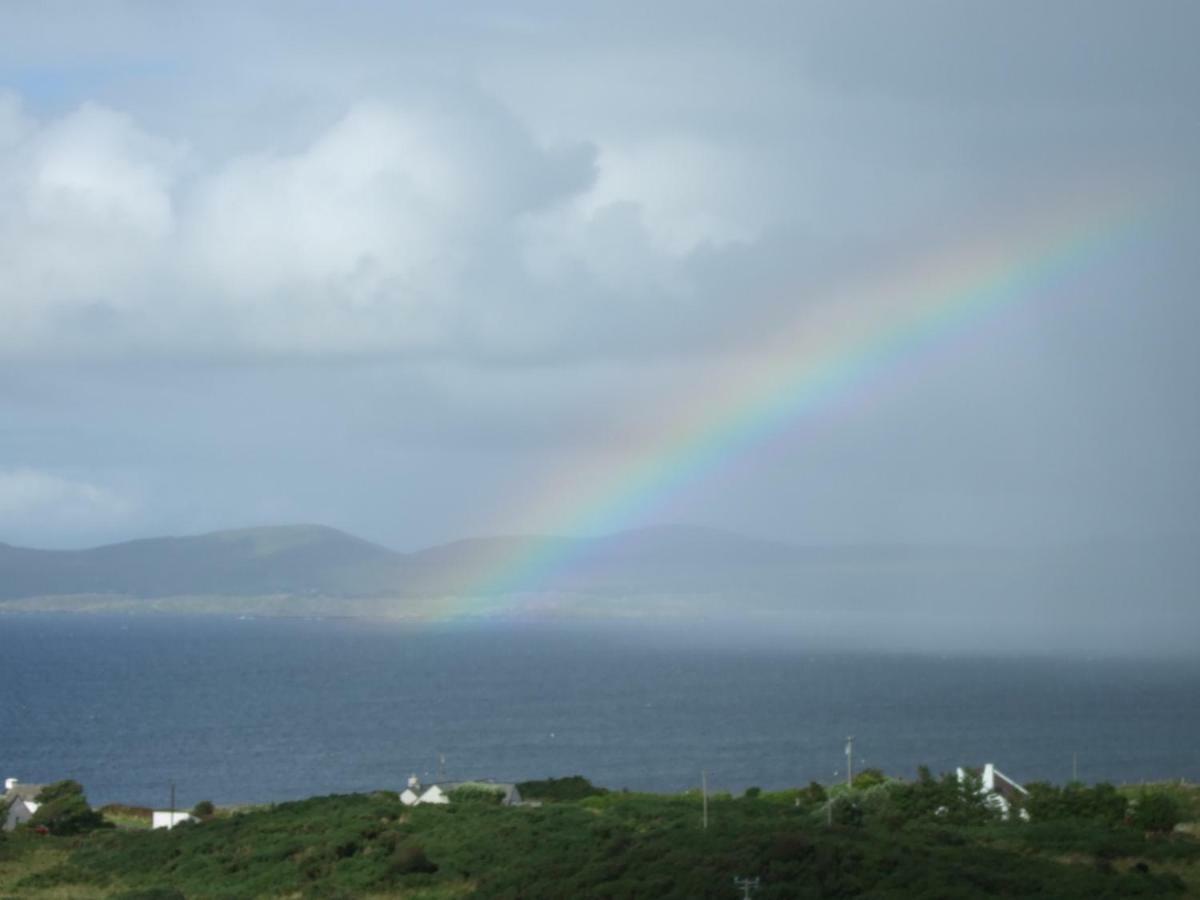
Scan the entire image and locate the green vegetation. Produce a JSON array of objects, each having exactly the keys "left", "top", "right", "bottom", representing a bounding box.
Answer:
[
  {"left": 100, "top": 805, "right": 154, "bottom": 831},
  {"left": 0, "top": 775, "right": 1196, "bottom": 898},
  {"left": 190, "top": 801, "right": 215, "bottom": 821},
  {"left": 445, "top": 784, "right": 507, "bottom": 806},
  {"left": 29, "top": 781, "right": 110, "bottom": 837},
  {"left": 515, "top": 776, "right": 608, "bottom": 803}
]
